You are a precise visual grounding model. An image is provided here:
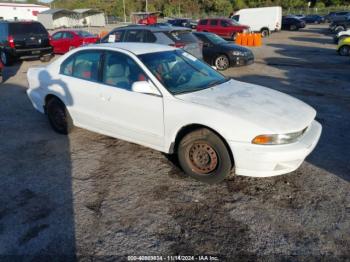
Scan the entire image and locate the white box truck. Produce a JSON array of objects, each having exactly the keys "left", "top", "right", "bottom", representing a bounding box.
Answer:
[
  {"left": 0, "top": 3, "right": 49, "bottom": 21},
  {"left": 231, "top": 6, "right": 282, "bottom": 37}
]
